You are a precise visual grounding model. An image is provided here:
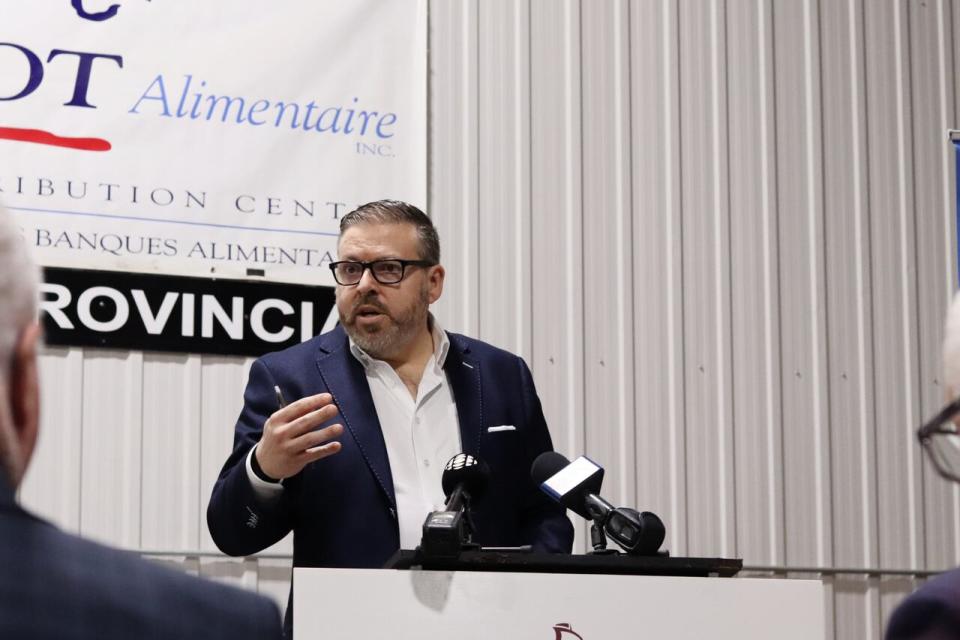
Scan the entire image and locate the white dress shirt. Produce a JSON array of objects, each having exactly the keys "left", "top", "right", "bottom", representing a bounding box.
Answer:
[{"left": 246, "top": 318, "right": 462, "bottom": 550}]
